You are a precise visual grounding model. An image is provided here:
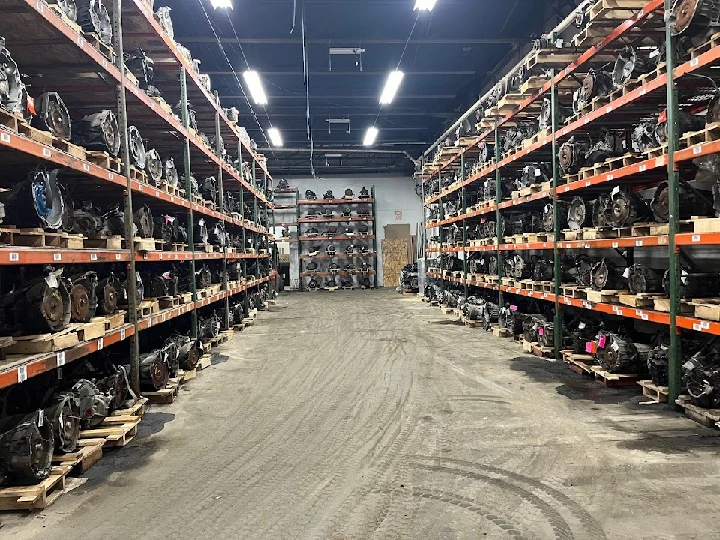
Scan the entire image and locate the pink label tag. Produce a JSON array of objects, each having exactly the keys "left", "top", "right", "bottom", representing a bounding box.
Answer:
[
  {"left": 598, "top": 335, "right": 607, "bottom": 348},
  {"left": 538, "top": 327, "right": 544, "bottom": 336},
  {"left": 510, "top": 305, "right": 517, "bottom": 311},
  {"left": 585, "top": 342, "right": 593, "bottom": 354}
]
